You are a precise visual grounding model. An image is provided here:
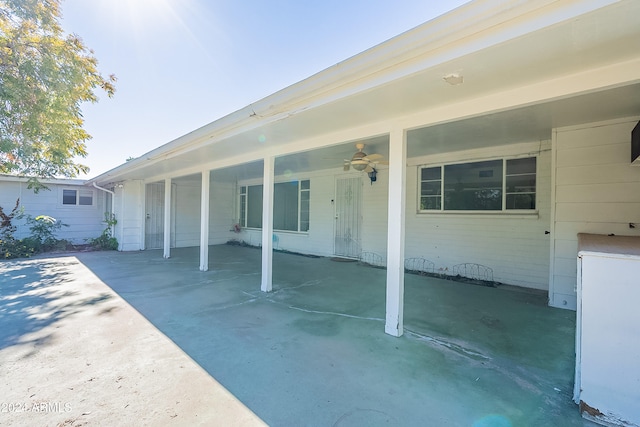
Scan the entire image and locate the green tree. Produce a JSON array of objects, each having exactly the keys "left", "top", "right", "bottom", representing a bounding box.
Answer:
[{"left": 0, "top": 0, "right": 115, "bottom": 189}]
